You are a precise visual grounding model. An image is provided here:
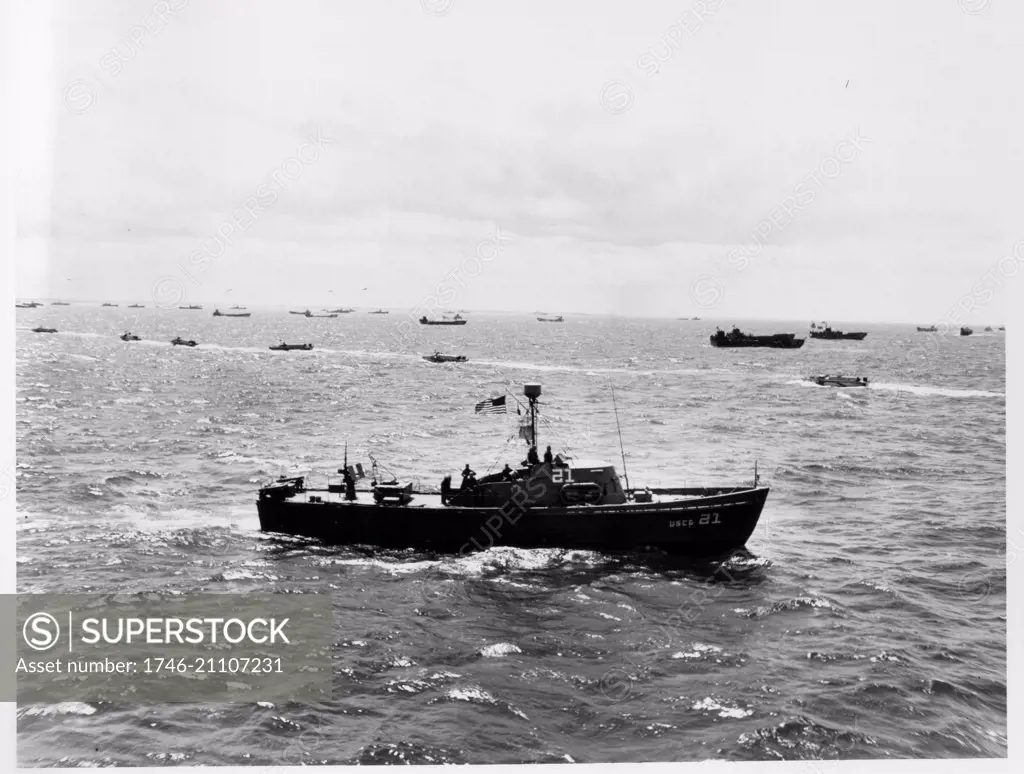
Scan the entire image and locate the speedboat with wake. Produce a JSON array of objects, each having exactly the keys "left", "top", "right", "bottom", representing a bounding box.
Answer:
[
  {"left": 269, "top": 342, "right": 313, "bottom": 351},
  {"left": 423, "top": 352, "right": 467, "bottom": 363},
  {"left": 804, "top": 375, "right": 868, "bottom": 387},
  {"left": 256, "top": 384, "right": 770, "bottom": 556},
  {"left": 120, "top": 332, "right": 140, "bottom": 341},
  {"left": 171, "top": 337, "right": 198, "bottom": 347}
]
